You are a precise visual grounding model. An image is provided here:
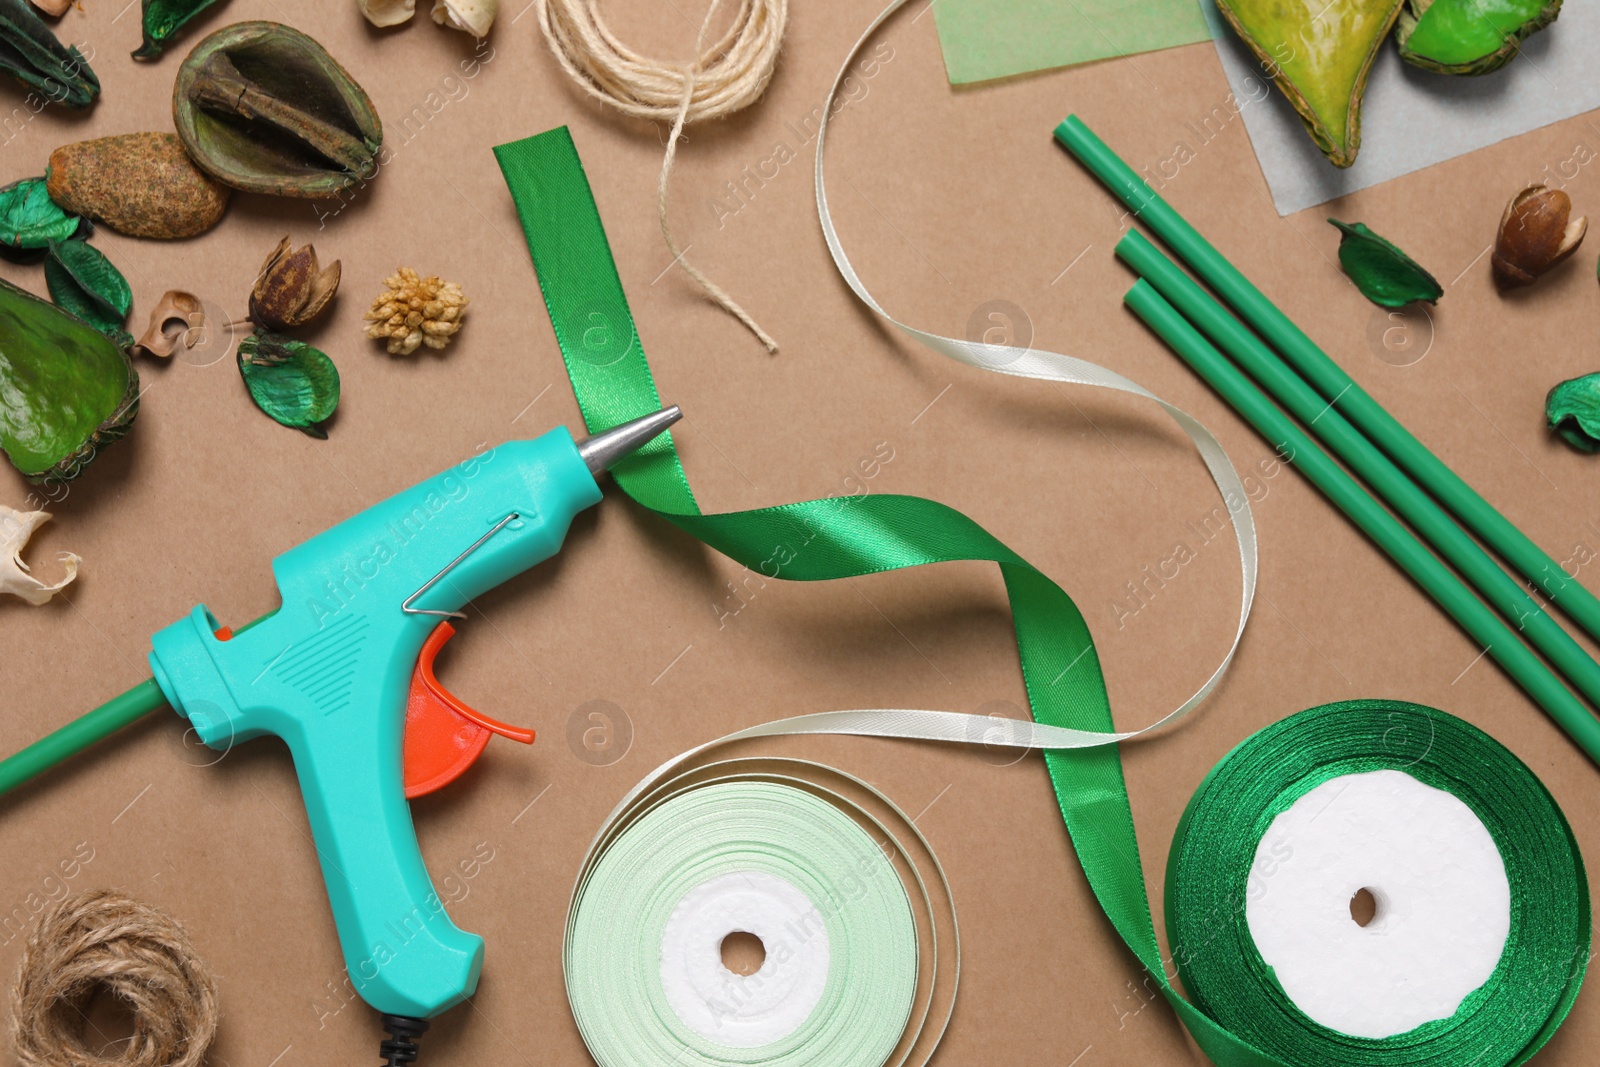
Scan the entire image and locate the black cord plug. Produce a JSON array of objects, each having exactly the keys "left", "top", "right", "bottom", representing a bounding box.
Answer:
[{"left": 379, "top": 1014, "right": 429, "bottom": 1066}]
